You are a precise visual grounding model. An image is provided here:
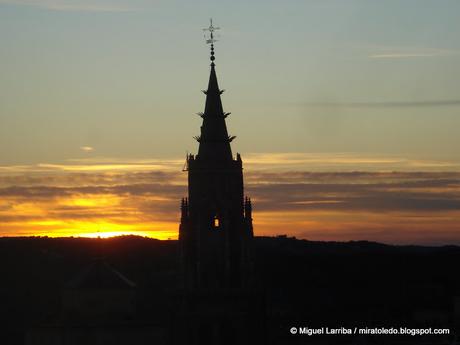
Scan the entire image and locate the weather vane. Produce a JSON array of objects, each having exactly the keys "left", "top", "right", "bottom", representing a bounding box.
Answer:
[{"left": 203, "top": 18, "right": 220, "bottom": 64}]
